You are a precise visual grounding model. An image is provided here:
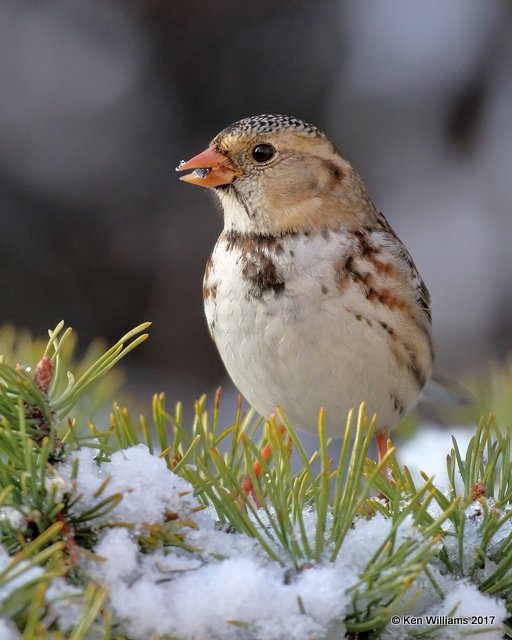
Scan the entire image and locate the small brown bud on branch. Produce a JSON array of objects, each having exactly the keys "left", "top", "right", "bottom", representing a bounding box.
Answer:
[{"left": 35, "top": 356, "right": 53, "bottom": 394}]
